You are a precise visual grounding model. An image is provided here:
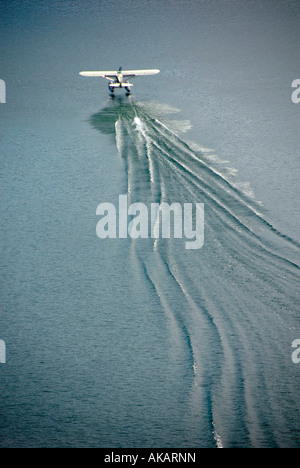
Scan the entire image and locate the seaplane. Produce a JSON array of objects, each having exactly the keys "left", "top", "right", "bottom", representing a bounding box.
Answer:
[{"left": 79, "top": 66, "right": 160, "bottom": 95}]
